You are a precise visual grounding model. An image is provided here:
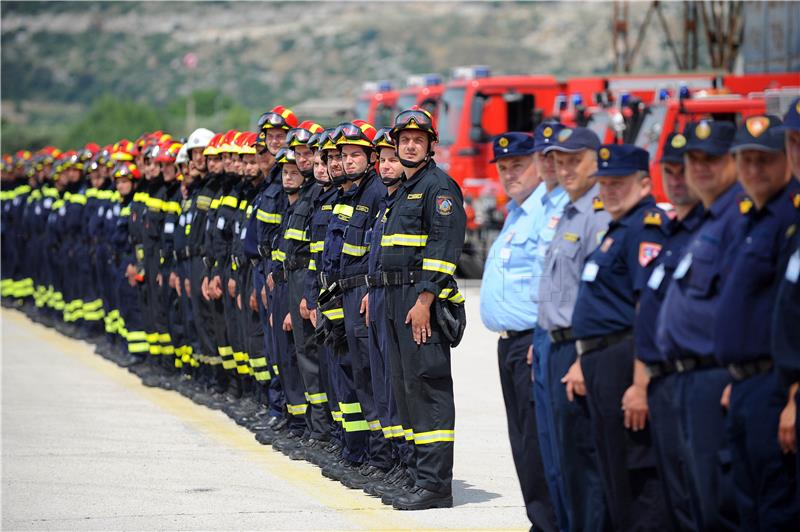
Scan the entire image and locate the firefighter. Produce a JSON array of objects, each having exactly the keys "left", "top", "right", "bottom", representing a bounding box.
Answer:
[
  {"left": 381, "top": 107, "right": 466, "bottom": 510},
  {"left": 634, "top": 132, "right": 702, "bottom": 532},
  {"left": 713, "top": 116, "right": 799, "bottom": 530},
  {"left": 363, "top": 128, "right": 415, "bottom": 498}
]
